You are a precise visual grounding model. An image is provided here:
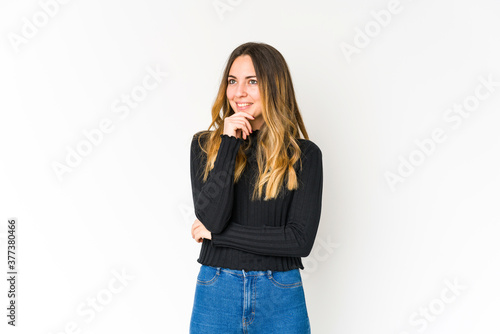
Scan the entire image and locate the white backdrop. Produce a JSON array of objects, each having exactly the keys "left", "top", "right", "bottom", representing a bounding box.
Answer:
[{"left": 1, "top": 0, "right": 499, "bottom": 333}]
